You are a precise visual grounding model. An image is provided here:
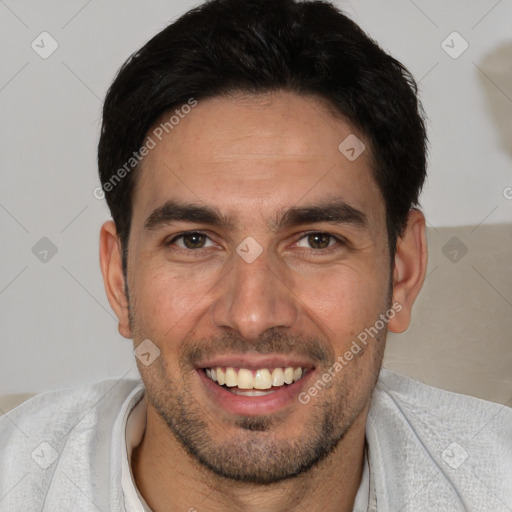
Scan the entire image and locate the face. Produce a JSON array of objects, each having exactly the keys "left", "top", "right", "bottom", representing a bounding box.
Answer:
[{"left": 122, "top": 92, "right": 393, "bottom": 483}]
